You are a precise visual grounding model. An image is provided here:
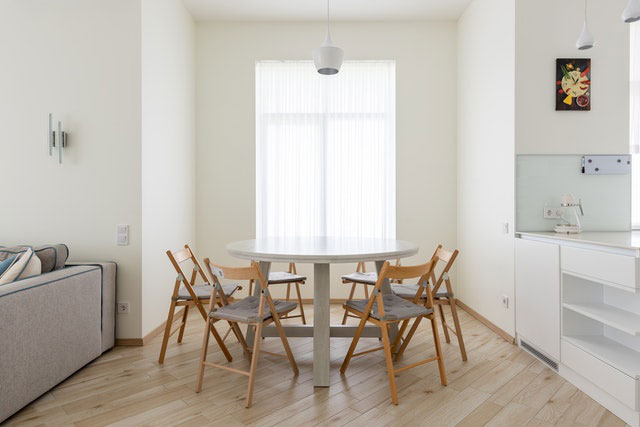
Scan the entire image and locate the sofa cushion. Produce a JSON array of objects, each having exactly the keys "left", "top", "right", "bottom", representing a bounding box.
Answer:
[
  {"left": 0, "top": 244, "right": 68, "bottom": 273},
  {"left": 0, "top": 256, "right": 17, "bottom": 276},
  {"left": 0, "top": 248, "right": 41, "bottom": 285}
]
